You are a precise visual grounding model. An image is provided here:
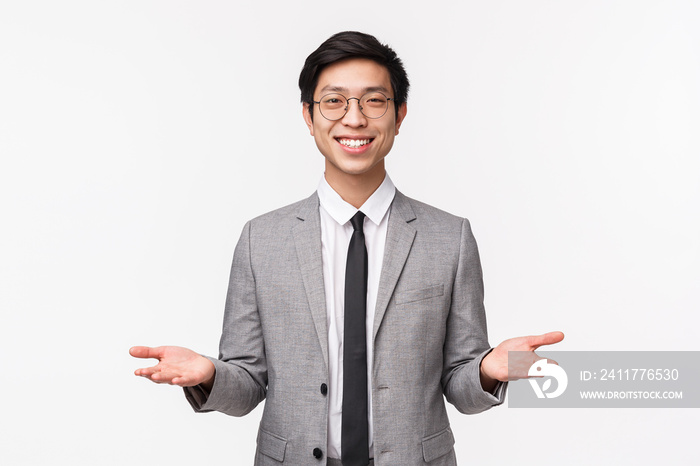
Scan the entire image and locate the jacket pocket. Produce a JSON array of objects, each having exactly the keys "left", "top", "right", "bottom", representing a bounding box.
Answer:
[
  {"left": 394, "top": 284, "right": 444, "bottom": 305},
  {"left": 257, "top": 428, "right": 287, "bottom": 462},
  {"left": 422, "top": 426, "right": 455, "bottom": 462}
]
